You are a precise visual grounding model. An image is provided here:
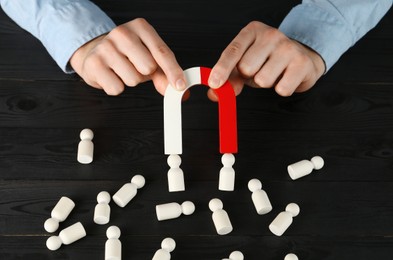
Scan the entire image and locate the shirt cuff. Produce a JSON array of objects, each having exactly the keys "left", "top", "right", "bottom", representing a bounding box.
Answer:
[
  {"left": 40, "top": 1, "right": 116, "bottom": 73},
  {"left": 279, "top": 4, "right": 354, "bottom": 72}
]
